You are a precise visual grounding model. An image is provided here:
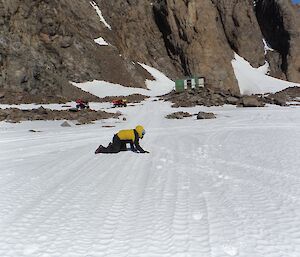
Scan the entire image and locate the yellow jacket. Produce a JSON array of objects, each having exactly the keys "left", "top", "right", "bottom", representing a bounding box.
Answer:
[
  {"left": 117, "top": 125, "right": 145, "bottom": 141},
  {"left": 117, "top": 129, "right": 135, "bottom": 141}
]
